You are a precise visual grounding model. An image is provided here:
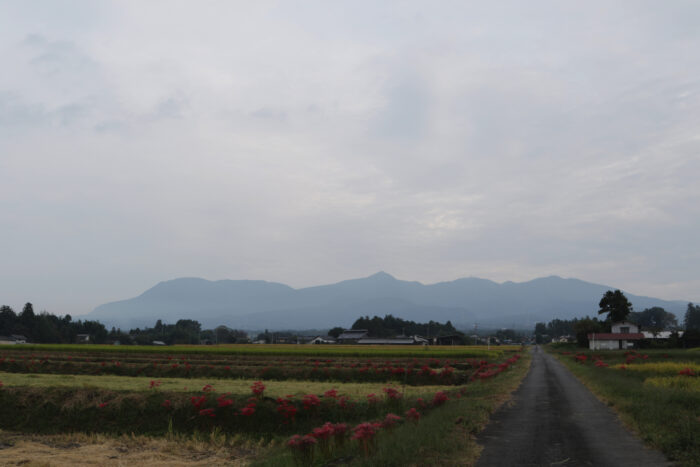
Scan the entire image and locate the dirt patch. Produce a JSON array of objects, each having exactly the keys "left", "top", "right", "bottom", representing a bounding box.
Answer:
[{"left": 0, "top": 432, "right": 257, "bottom": 466}]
